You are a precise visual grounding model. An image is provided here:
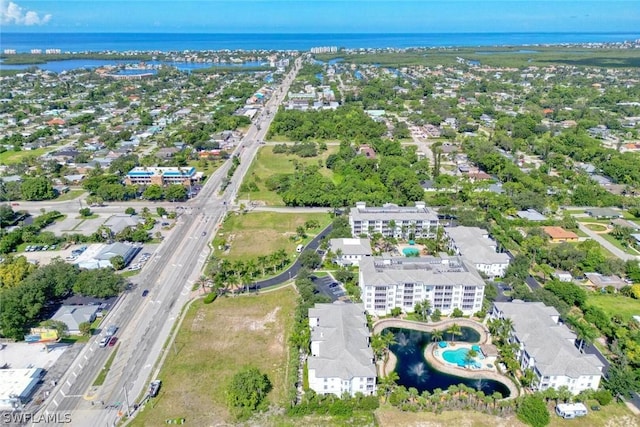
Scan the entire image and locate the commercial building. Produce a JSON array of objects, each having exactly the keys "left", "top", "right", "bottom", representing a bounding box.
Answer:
[
  {"left": 491, "top": 301, "right": 603, "bottom": 395},
  {"left": 329, "top": 238, "right": 372, "bottom": 267},
  {"left": 542, "top": 226, "right": 579, "bottom": 243},
  {"left": 51, "top": 305, "right": 100, "bottom": 335},
  {"left": 359, "top": 256, "right": 485, "bottom": 316},
  {"left": 308, "top": 303, "right": 377, "bottom": 397},
  {"left": 349, "top": 202, "right": 439, "bottom": 239},
  {"left": 0, "top": 368, "right": 44, "bottom": 410},
  {"left": 74, "top": 242, "right": 140, "bottom": 270},
  {"left": 124, "top": 166, "right": 202, "bottom": 186},
  {"left": 444, "top": 227, "right": 511, "bottom": 278}
]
